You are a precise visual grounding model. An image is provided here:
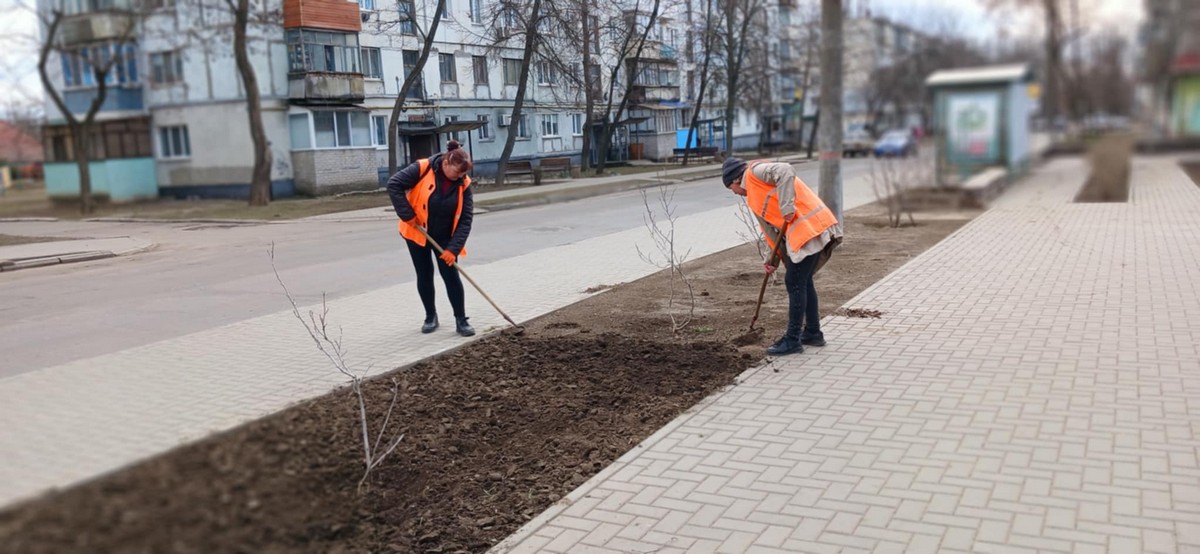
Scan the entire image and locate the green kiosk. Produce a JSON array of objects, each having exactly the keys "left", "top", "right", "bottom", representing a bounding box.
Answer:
[{"left": 925, "top": 64, "right": 1035, "bottom": 188}]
